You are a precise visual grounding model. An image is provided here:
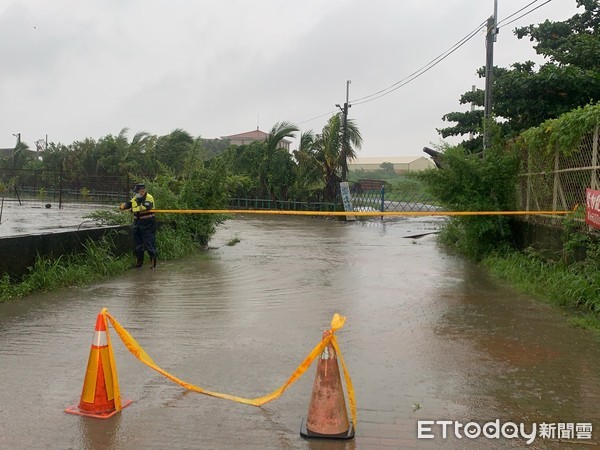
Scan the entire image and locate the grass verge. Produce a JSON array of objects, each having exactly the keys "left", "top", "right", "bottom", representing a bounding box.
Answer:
[
  {"left": 482, "top": 249, "right": 600, "bottom": 337},
  {"left": 0, "top": 227, "right": 204, "bottom": 303}
]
